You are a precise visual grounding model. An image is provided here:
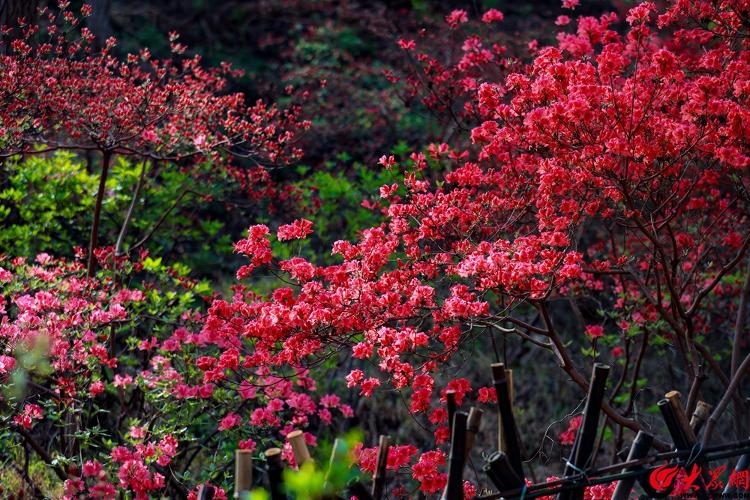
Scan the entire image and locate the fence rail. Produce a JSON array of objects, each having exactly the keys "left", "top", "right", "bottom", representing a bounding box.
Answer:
[{"left": 213, "top": 362, "right": 750, "bottom": 499}]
